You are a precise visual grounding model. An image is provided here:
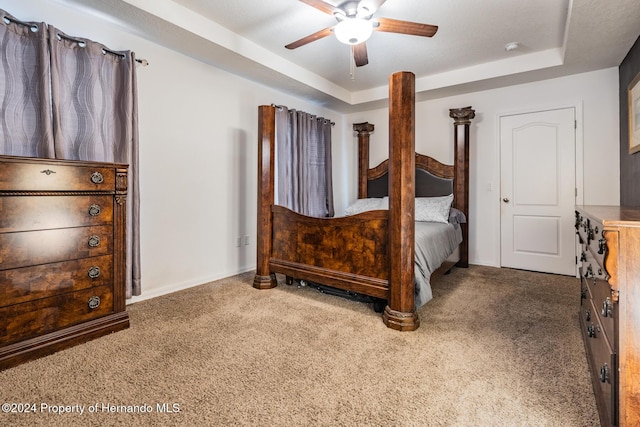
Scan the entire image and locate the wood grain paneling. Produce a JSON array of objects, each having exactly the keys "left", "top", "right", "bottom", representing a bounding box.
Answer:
[{"left": 271, "top": 205, "right": 389, "bottom": 280}]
